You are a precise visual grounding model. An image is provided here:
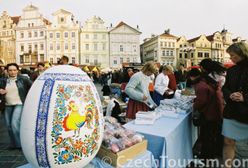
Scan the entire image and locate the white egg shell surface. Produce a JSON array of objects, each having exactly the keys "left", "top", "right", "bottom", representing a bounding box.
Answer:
[{"left": 20, "top": 65, "right": 104, "bottom": 168}]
